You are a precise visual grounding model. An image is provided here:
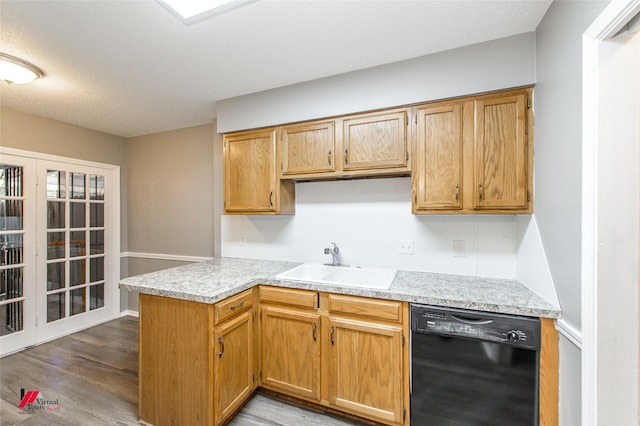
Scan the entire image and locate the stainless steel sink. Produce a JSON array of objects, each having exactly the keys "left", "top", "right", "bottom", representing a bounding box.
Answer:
[{"left": 275, "top": 263, "right": 396, "bottom": 290}]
